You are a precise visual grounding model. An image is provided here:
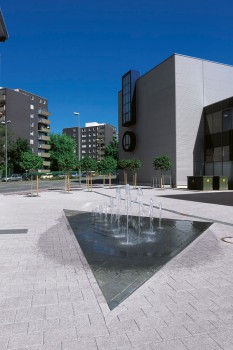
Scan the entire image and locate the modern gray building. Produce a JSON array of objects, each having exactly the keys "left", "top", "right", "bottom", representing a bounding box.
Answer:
[
  {"left": 0, "top": 88, "right": 51, "bottom": 170},
  {"left": 63, "top": 122, "right": 117, "bottom": 162},
  {"left": 0, "top": 11, "right": 8, "bottom": 42},
  {"left": 118, "top": 54, "right": 233, "bottom": 188}
]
